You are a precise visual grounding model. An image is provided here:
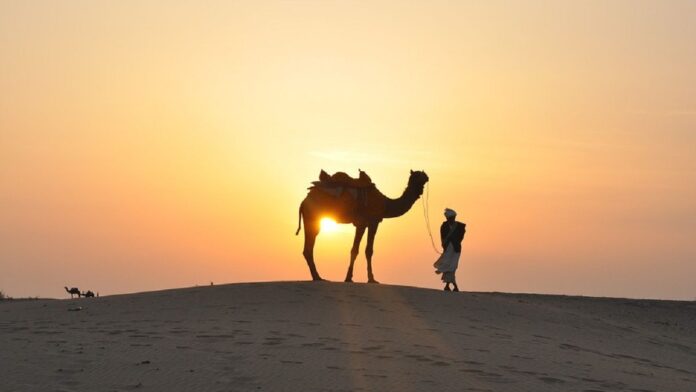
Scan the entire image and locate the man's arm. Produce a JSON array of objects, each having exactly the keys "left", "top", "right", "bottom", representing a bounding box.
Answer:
[
  {"left": 440, "top": 223, "right": 447, "bottom": 248},
  {"left": 455, "top": 223, "right": 466, "bottom": 243}
]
